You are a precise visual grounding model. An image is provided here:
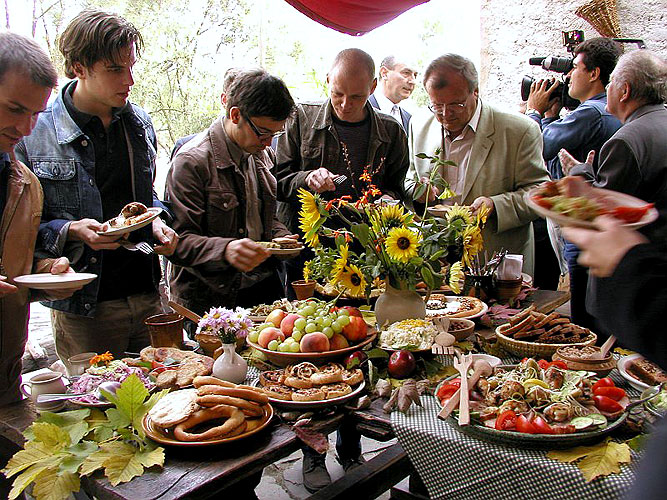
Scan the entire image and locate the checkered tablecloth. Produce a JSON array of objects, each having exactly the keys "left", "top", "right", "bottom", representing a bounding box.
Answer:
[{"left": 391, "top": 357, "right": 642, "bottom": 500}]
